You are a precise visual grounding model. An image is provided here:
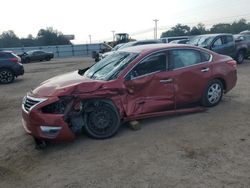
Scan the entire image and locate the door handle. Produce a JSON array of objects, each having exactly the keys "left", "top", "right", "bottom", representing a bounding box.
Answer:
[
  {"left": 201, "top": 67, "right": 210, "bottom": 72},
  {"left": 160, "top": 78, "right": 173, "bottom": 84}
]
